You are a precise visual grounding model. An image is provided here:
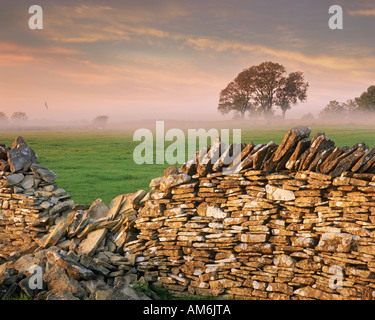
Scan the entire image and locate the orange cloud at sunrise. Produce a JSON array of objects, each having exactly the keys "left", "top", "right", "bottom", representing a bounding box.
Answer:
[{"left": 1, "top": 0, "right": 374, "bottom": 123}]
